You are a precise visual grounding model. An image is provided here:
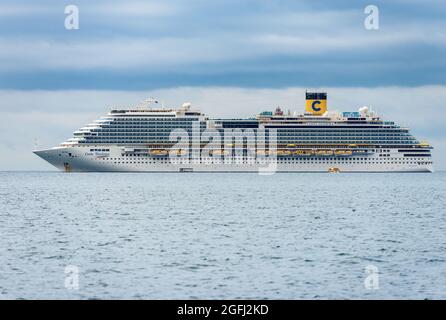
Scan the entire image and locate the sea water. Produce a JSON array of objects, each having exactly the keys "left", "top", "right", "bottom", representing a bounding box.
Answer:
[{"left": 0, "top": 171, "right": 445, "bottom": 299}]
